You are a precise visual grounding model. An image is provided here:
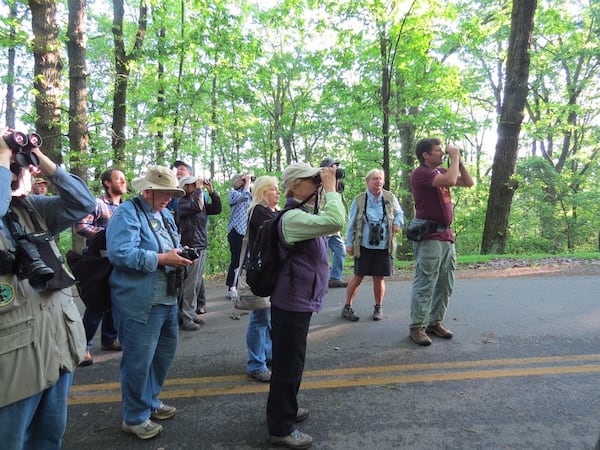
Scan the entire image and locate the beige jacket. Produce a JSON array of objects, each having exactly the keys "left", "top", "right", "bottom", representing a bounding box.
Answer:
[{"left": 0, "top": 200, "right": 86, "bottom": 407}]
